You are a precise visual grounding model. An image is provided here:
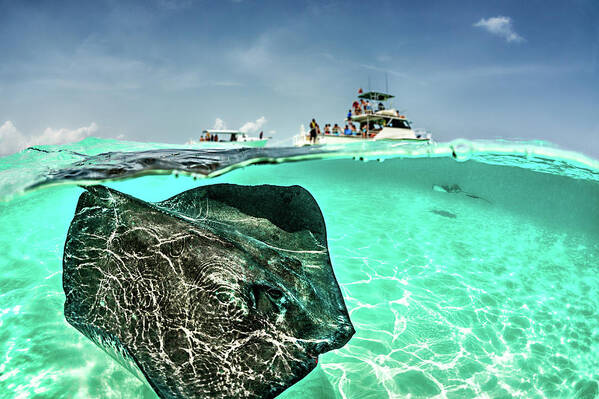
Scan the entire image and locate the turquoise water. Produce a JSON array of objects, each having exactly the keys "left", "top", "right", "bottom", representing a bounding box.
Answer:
[{"left": 1, "top": 138, "right": 598, "bottom": 398}]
